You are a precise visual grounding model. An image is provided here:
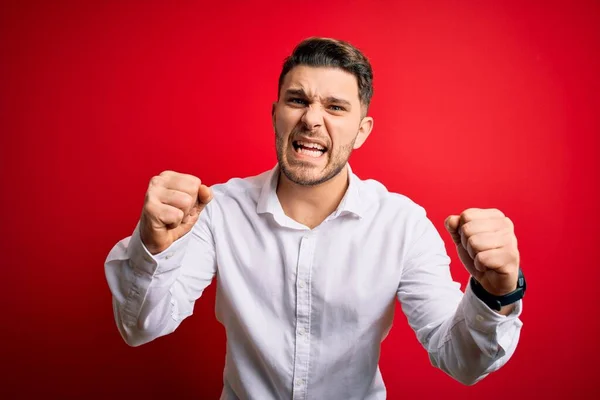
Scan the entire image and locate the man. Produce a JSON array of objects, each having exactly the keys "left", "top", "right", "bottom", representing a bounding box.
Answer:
[{"left": 105, "top": 37, "right": 525, "bottom": 399}]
